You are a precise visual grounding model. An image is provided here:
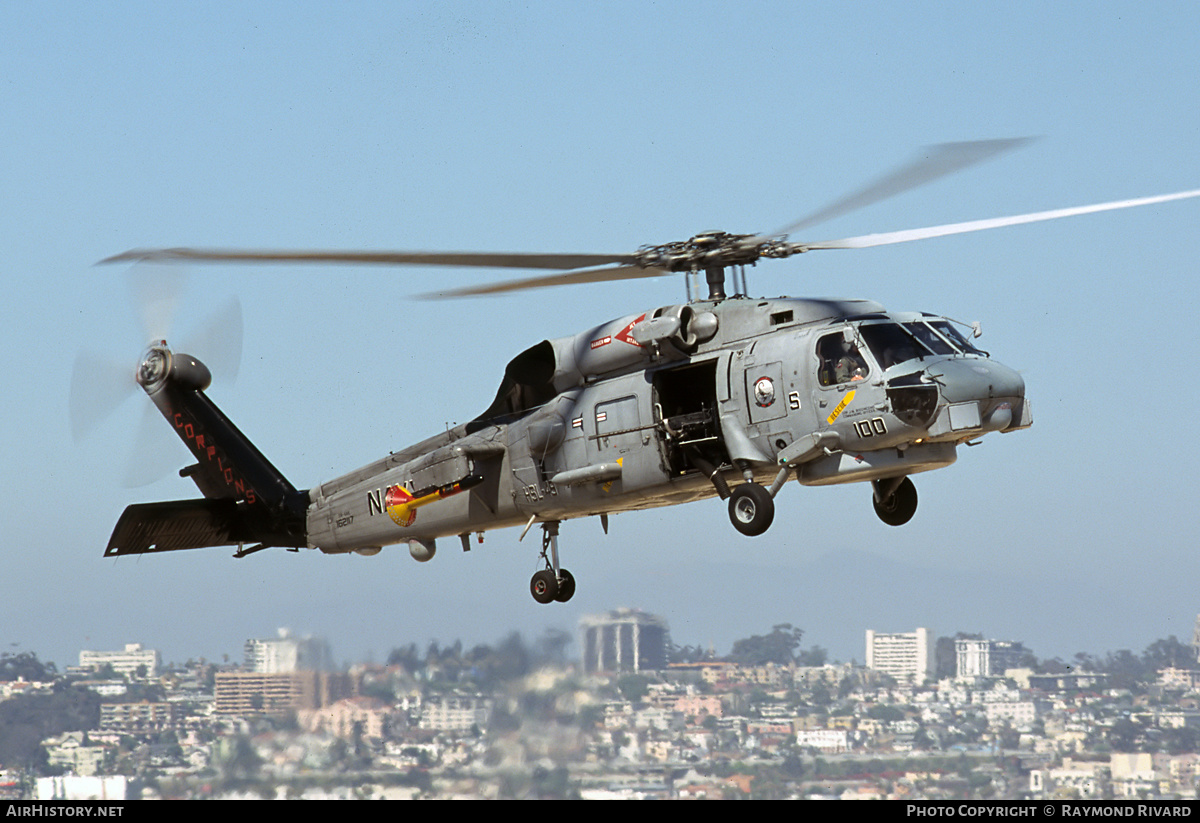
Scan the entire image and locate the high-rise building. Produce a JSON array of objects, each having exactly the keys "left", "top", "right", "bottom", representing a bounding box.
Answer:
[
  {"left": 214, "top": 670, "right": 351, "bottom": 715},
  {"left": 580, "top": 609, "right": 669, "bottom": 674},
  {"left": 243, "top": 630, "right": 332, "bottom": 673},
  {"left": 1191, "top": 614, "right": 1200, "bottom": 664},
  {"left": 865, "top": 628, "right": 933, "bottom": 684},
  {"left": 955, "top": 639, "right": 1027, "bottom": 678}
]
